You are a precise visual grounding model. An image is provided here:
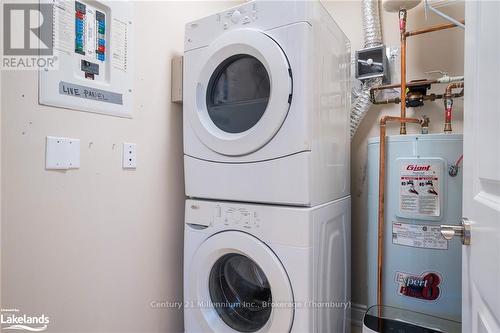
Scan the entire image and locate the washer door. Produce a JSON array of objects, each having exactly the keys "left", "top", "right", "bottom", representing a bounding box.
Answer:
[
  {"left": 187, "top": 231, "right": 294, "bottom": 333},
  {"left": 189, "top": 29, "right": 292, "bottom": 156}
]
